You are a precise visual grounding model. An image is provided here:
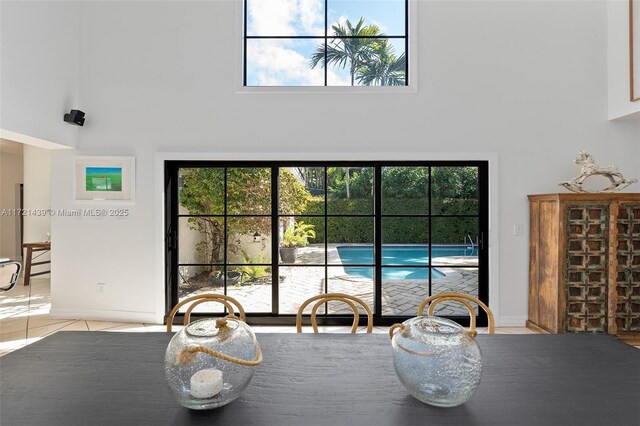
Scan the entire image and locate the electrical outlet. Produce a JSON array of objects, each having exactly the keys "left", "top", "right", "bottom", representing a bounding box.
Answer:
[
  {"left": 97, "top": 282, "right": 106, "bottom": 294},
  {"left": 513, "top": 224, "right": 524, "bottom": 236}
]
